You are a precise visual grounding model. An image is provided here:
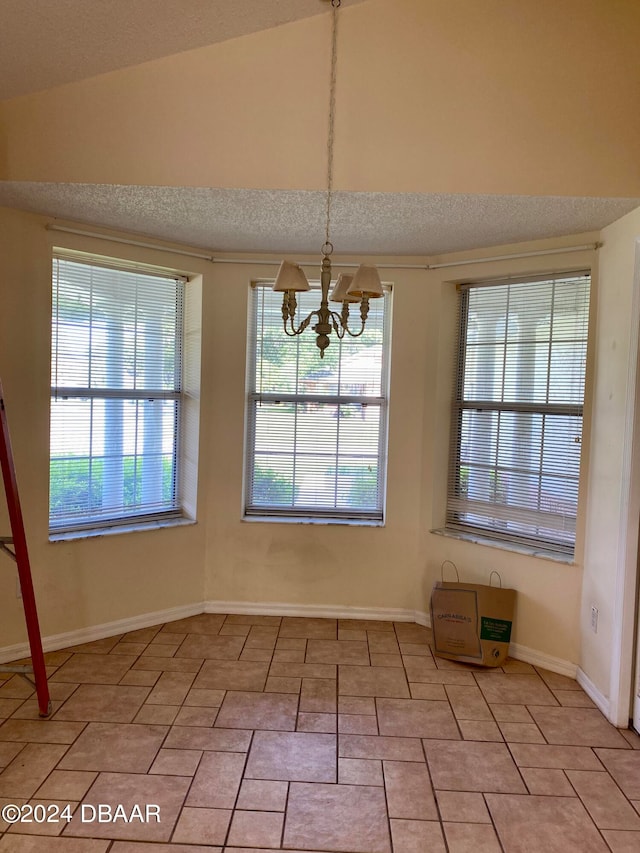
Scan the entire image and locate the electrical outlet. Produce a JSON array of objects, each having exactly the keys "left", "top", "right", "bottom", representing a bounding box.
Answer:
[{"left": 590, "top": 605, "right": 598, "bottom": 633}]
